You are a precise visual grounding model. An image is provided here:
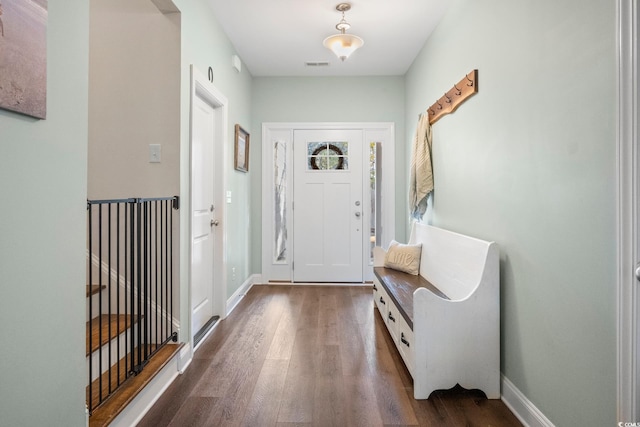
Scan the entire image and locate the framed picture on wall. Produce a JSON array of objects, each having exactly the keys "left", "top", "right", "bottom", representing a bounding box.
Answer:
[
  {"left": 234, "top": 124, "right": 250, "bottom": 172},
  {"left": 0, "top": 0, "right": 48, "bottom": 119}
]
